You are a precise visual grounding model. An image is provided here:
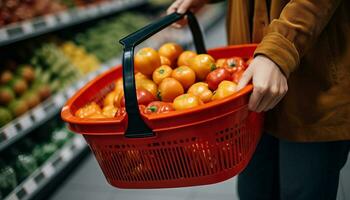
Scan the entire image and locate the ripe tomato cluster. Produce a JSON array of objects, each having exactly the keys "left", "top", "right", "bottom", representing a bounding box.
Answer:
[{"left": 75, "top": 42, "right": 251, "bottom": 118}]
